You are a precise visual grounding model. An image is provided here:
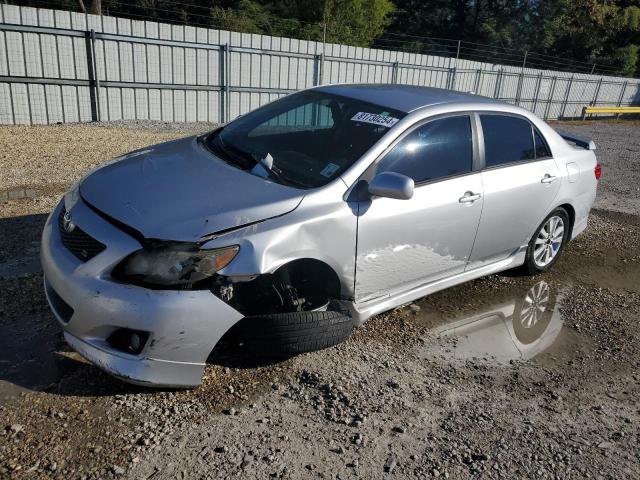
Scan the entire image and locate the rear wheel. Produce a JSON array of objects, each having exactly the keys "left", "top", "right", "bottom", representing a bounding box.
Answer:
[{"left": 523, "top": 208, "right": 570, "bottom": 275}]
